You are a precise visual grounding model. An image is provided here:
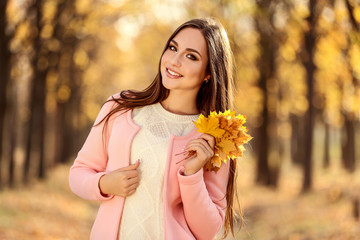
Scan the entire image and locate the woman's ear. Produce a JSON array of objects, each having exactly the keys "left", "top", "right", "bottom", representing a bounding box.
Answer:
[{"left": 204, "top": 75, "right": 211, "bottom": 82}]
